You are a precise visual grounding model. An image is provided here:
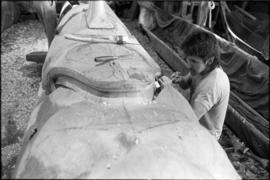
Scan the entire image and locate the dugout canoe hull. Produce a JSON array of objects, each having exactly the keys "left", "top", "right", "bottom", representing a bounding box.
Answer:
[
  {"left": 138, "top": 2, "right": 269, "bottom": 158},
  {"left": 13, "top": 2, "right": 240, "bottom": 179}
]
